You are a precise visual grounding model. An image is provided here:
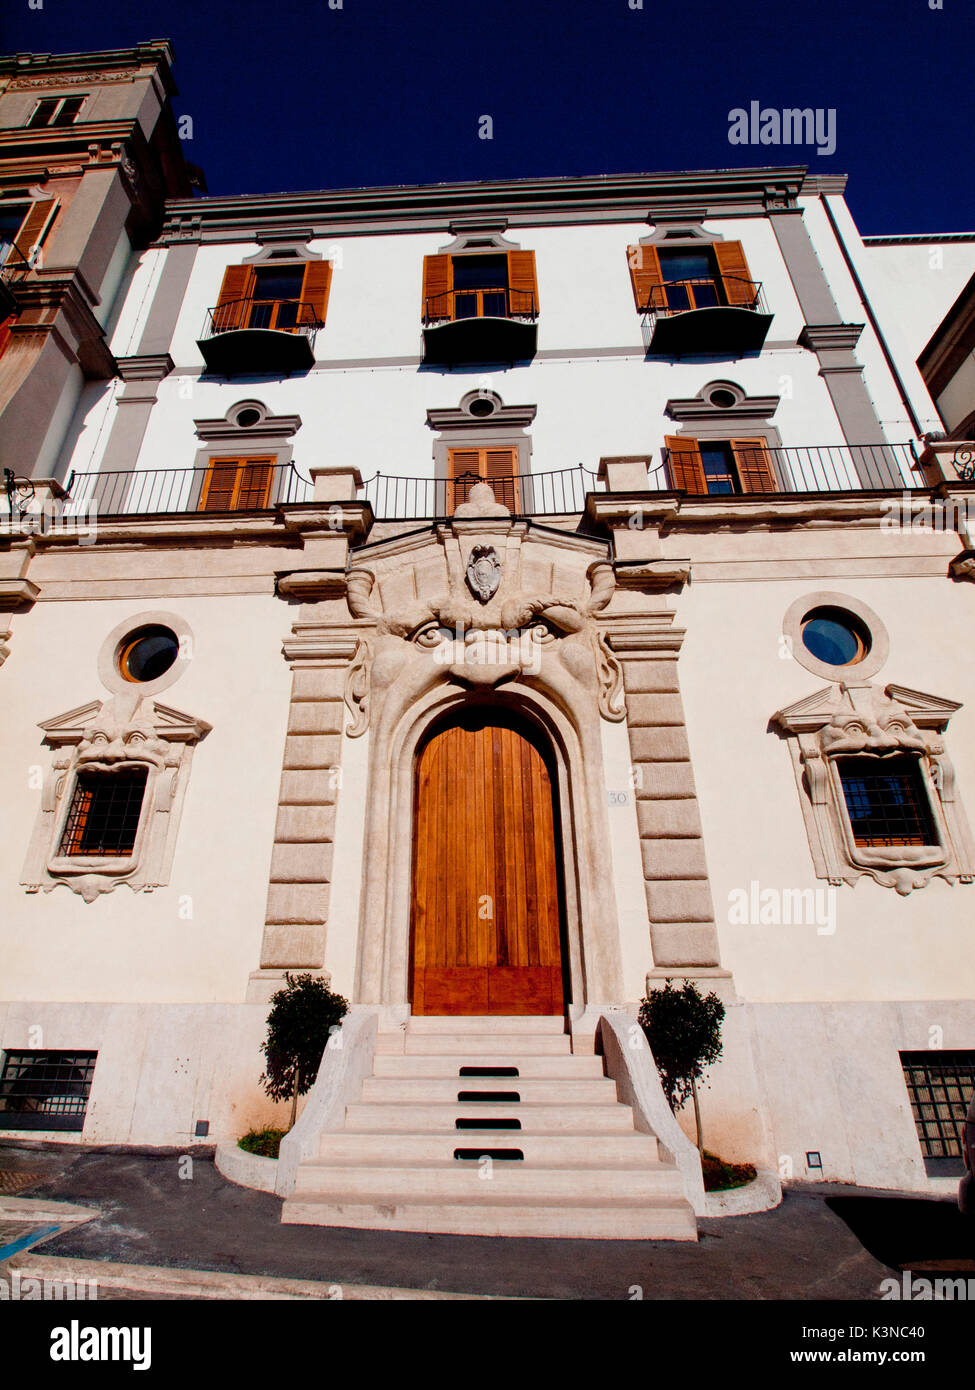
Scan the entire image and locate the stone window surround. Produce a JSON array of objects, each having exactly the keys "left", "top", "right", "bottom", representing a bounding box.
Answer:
[
  {"left": 21, "top": 609, "right": 210, "bottom": 903},
  {"left": 664, "top": 379, "right": 783, "bottom": 453},
  {"left": 781, "top": 590, "right": 889, "bottom": 683},
  {"left": 191, "top": 400, "right": 303, "bottom": 501},
  {"left": 426, "top": 392, "right": 536, "bottom": 486},
  {"left": 772, "top": 628, "right": 975, "bottom": 897},
  {"left": 97, "top": 609, "right": 194, "bottom": 698}
]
